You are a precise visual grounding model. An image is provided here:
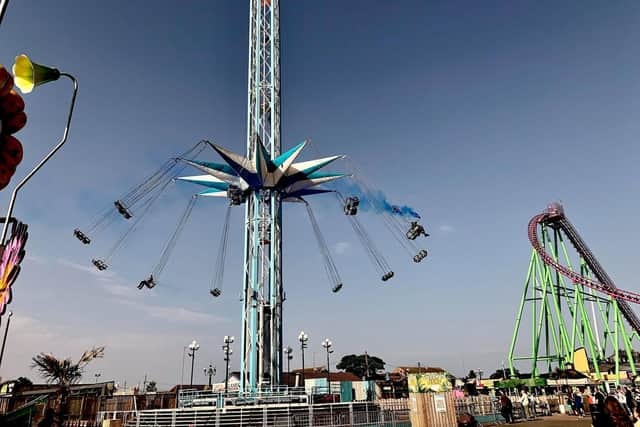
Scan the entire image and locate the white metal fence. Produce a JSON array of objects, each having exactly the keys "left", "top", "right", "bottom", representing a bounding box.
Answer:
[{"left": 98, "top": 401, "right": 411, "bottom": 427}]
